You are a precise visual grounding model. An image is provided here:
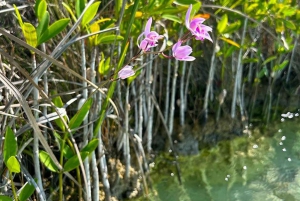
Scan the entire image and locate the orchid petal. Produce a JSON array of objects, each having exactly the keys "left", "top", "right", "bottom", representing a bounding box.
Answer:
[
  {"left": 185, "top": 5, "right": 192, "bottom": 29},
  {"left": 172, "top": 41, "right": 195, "bottom": 61},
  {"left": 139, "top": 39, "right": 149, "bottom": 51},
  {"left": 181, "top": 56, "right": 196, "bottom": 61},
  {"left": 174, "top": 46, "right": 193, "bottom": 56},
  {"left": 144, "top": 17, "right": 152, "bottom": 35},
  {"left": 118, "top": 65, "right": 135, "bottom": 79}
]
